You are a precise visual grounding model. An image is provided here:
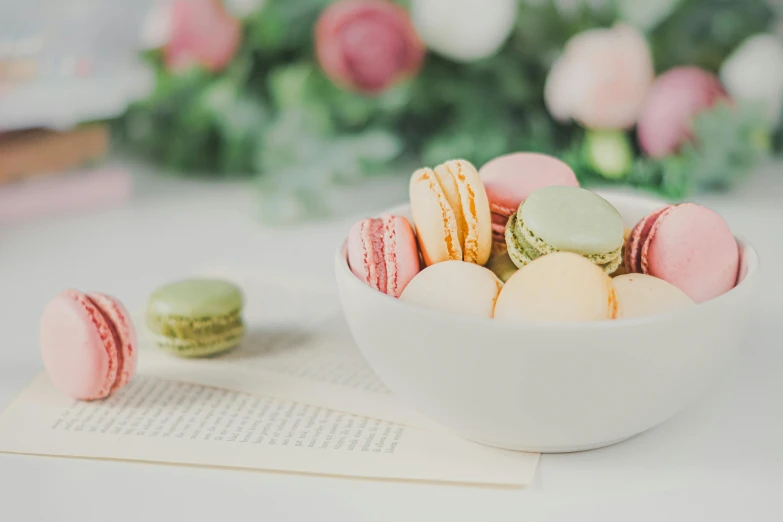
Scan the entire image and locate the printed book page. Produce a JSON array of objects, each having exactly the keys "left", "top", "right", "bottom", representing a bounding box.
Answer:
[
  {"left": 0, "top": 373, "right": 539, "bottom": 486},
  {"left": 137, "top": 266, "right": 442, "bottom": 431}
]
